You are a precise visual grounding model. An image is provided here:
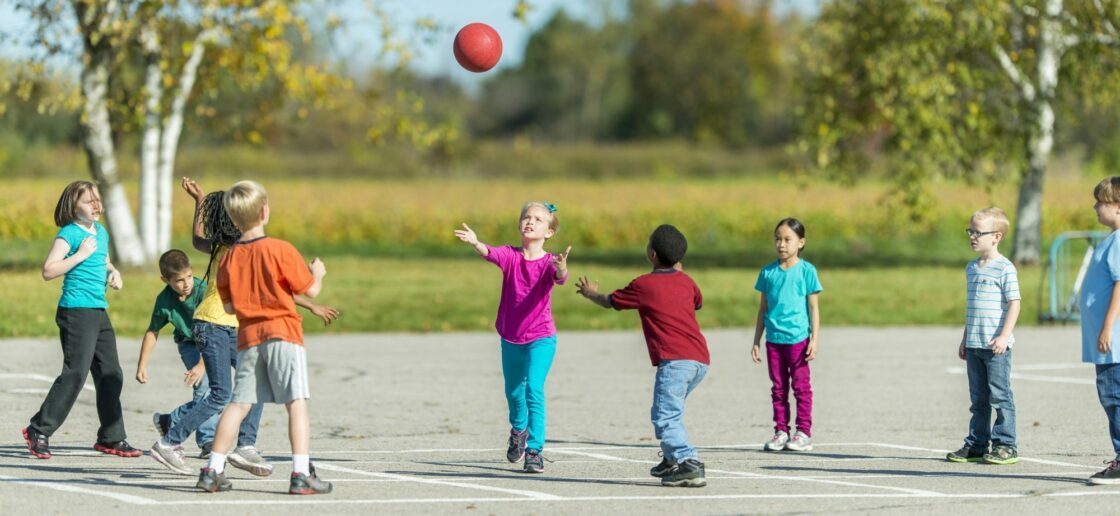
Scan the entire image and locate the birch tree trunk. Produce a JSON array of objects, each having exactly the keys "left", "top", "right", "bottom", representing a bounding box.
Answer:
[
  {"left": 74, "top": 0, "right": 147, "bottom": 267},
  {"left": 140, "top": 21, "right": 162, "bottom": 260}
]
